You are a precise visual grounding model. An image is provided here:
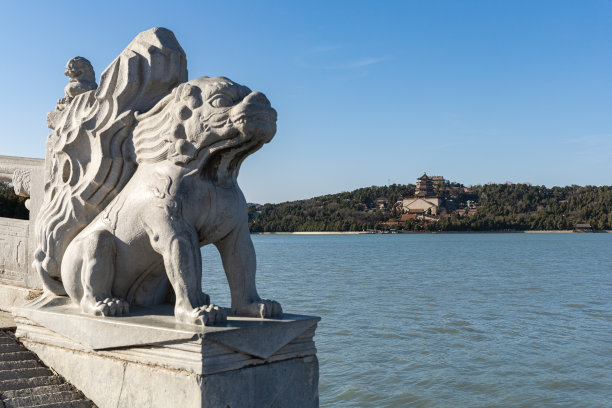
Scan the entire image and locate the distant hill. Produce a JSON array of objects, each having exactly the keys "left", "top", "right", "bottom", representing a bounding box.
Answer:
[
  {"left": 249, "top": 182, "right": 612, "bottom": 232},
  {"left": 2, "top": 181, "right": 610, "bottom": 232},
  {"left": 249, "top": 184, "right": 416, "bottom": 232}
]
